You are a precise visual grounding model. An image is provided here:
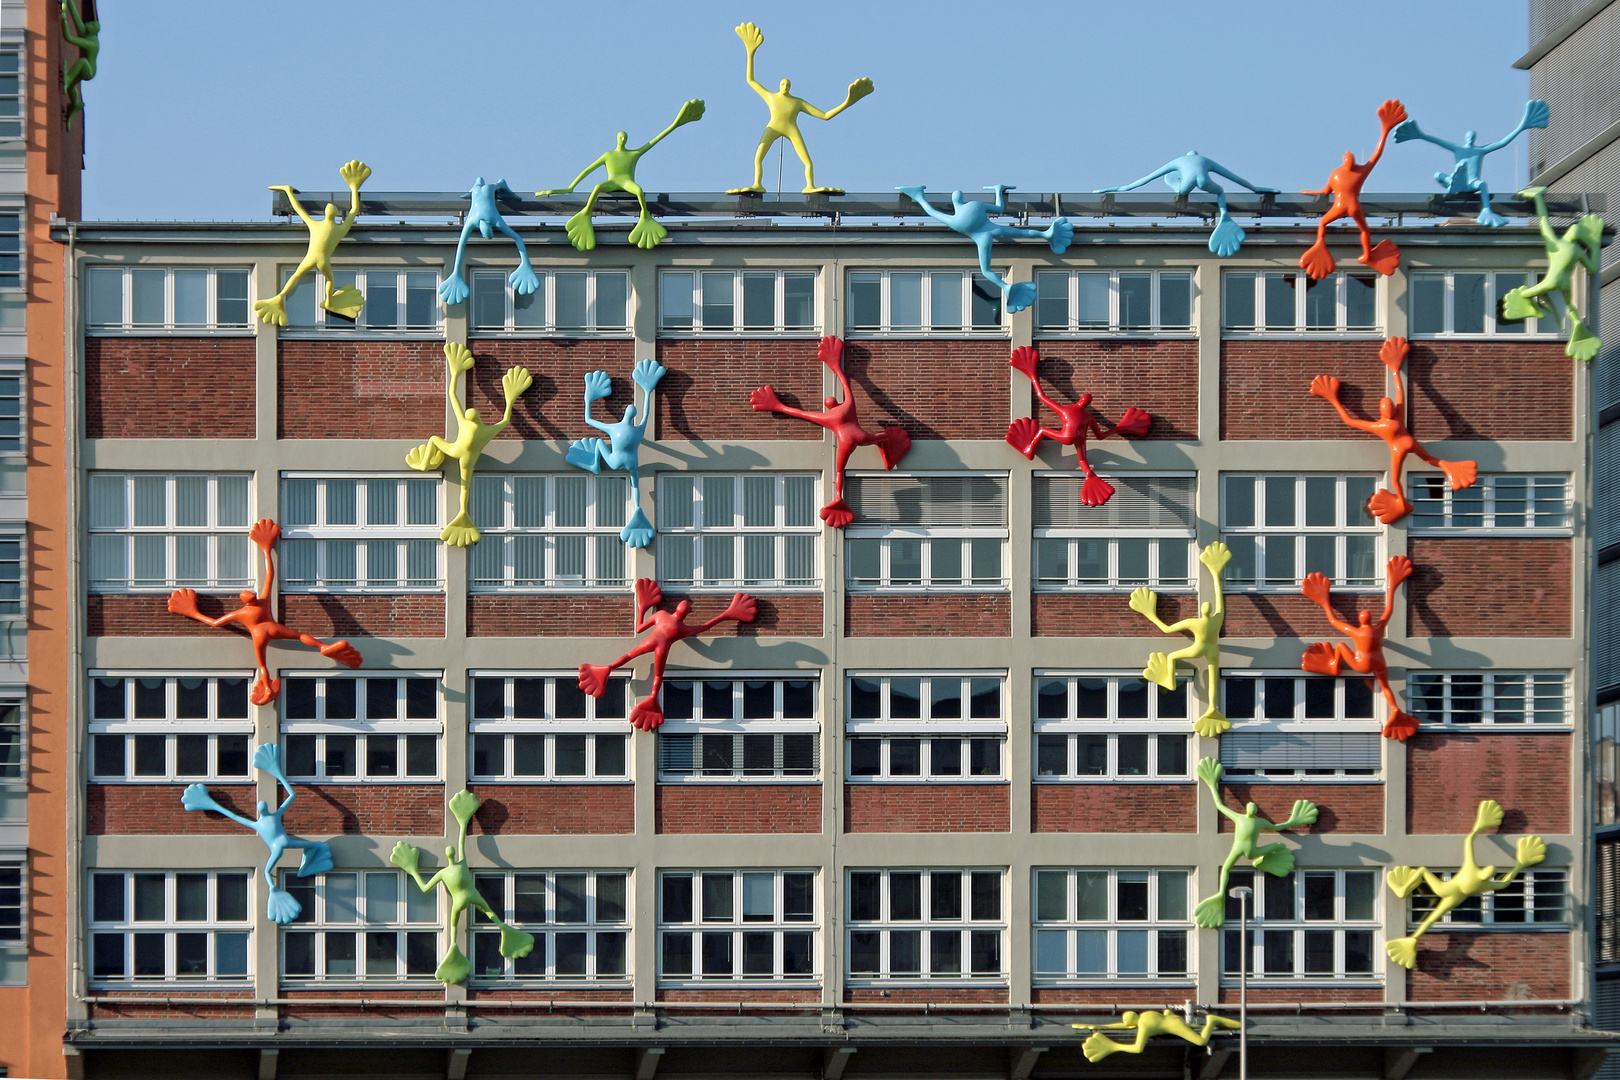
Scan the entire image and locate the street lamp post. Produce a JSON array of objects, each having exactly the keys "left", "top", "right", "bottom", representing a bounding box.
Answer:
[{"left": 1228, "top": 885, "right": 1252, "bottom": 1080}]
